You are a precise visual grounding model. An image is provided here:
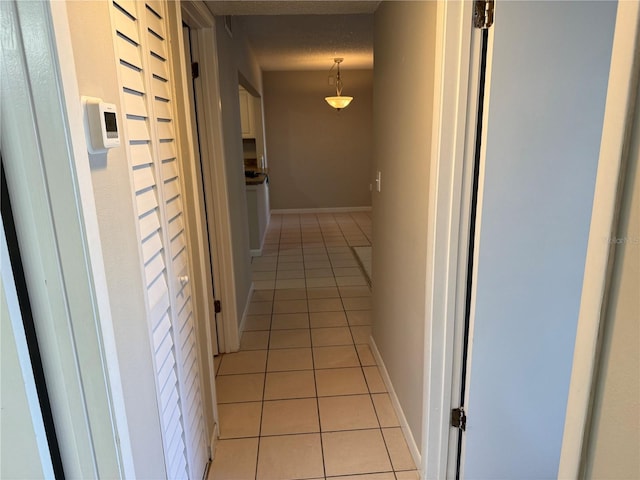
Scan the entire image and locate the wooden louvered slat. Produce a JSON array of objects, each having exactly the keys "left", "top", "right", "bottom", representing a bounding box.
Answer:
[
  {"left": 158, "top": 140, "right": 175, "bottom": 161},
  {"left": 138, "top": 210, "right": 160, "bottom": 241},
  {"left": 132, "top": 166, "right": 155, "bottom": 193},
  {"left": 167, "top": 215, "right": 183, "bottom": 241},
  {"left": 151, "top": 76, "right": 170, "bottom": 100},
  {"left": 145, "top": 0, "right": 164, "bottom": 18},
  {"left": 172, "top": 249, "right": 187, "bottom": 276},
  {"left": 148, "top": 286, "right": 170, "bottom": 329},
  {"left": 112, "top": 4, "right": 139, "bottom": 44},
  {"left": 126, "top": 116, "right": 151, "bottom": 142},
  {"left": 162, "top": 160, "right": 178, "bottom": 182},
  {"left": 144, "top": 251, "right": 165, "bottom": 285},
  {"left": 159, "top": 373, "right": 178, "bottom": 417},
  {"left": 141, "top": 231, "right": 163, "bottom": 264},
  {"left": 136, "top": 189, "right": 157, "bottom": 215},
  {"left": 113, "top": 0, "right": 138, "bottom": 20},
  {"left": 175, "top": 285, "right": 191, "bottom": 313},
  {"left": 163, "top": 399, "right": 181, "bottom": 435},
  {"left": 156, "top": 356, "right": 173, "bottom": 402},
  {"left": 149, "top": 54, "right": 168, "bottom": 80},
  {"left": 168, "top": 444, "right": 187, "bottom": 480},
  {"left": 120, "top": 64, "right": 145, "bottom": 94},
  {"left": 171, "top": 237, "right": 186, "bottom": 261},
  {"left": 147, "top": 33, "right": 166, "bottom": 61},
  {"left": 152, "top": 306, "right": 171, "bottom": 345},
  {"left": 145, "top": 5, "right": 165, "bottom": 38},
  {"left": 130, "top": 143, "right": 153, "bottom": 167},
  {"left": 165, "top": 197, "right": 182, "bottom": 222},
  {"left": 178, "top": 305, "right": 193, "bottom": 339},
  {"left": 155, "top": 337, "right": 174, "bottom": 383},
  {"left": 164, "top": 179, "right": 179, "bottom": 202},
  {"left": 156, "top": 121, "right": 174, "bottom": 141},
  {"left": 116, "top": 35, "right": 142, "bottom": 70},
  {"left": 154, "top": 98, "right": 171, "bottom": 120},
  {"left": 123, "top": 91, "right": 148, "bottom": 119}
]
